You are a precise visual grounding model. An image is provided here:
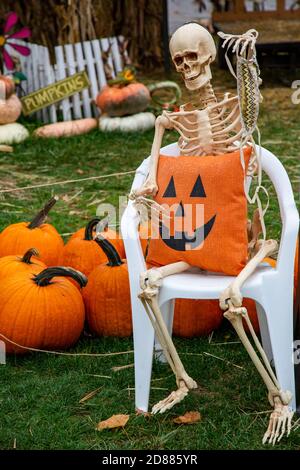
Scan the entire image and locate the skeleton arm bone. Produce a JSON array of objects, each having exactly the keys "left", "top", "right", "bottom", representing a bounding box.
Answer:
[
  {"left": 219, "top": 239, "right": 278, "bottom": 309},
  {"left": 132, "top": 113, "right": 172, "bottom": 197}
]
